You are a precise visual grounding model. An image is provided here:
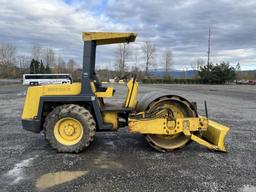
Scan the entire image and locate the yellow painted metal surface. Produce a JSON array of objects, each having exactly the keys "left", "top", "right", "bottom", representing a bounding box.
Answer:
[
  {"left": 201, "top": 119, "right": 230, "bottom": 152},
  {"left": 95, "top": 87, "right": 114, "bottom": 98},
  {"left": 54, "top": 117, "right": 84, "bottom": 146},
  {"left": 90, "top": 82, "right": 96, "bottom": 93},
  {"left": 177, "top": 117, "right": 208, "bottom": 132},
  {"left": 82, "top": 32, "right": 137, "bottom": 45},
  {"left": 22, "top": 82, "right": 115, "bottom": 120},
  {"left": 103, "top": 112, "right": 118, "bottom": 129},
  {"left": 129, "top": 118, "right": 168, "bottom": 135},
  {"left": 129, "top": 115, "right": 229, "bottom": 152},
  {"left": 90, "top": 82, "right": 114, "bottom": 97},
  {"left": 124, "top": 79, "right": 138, "bottom": 108},
  {"left": 129, "top": 117, "right": 208, "bottom": 135},
  {"left": 22, "top": 83, "right": 81, "bottom": 119},
  {"left": 190, "top": 134, "right": 222, "bottom": 151}
]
